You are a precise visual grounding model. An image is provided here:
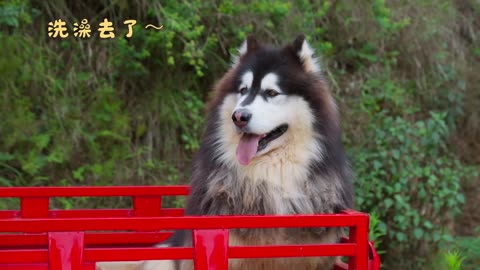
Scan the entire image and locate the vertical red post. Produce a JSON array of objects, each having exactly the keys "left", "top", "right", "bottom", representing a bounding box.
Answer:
[
  {"left": 133, "top": 196, "right": 162, "bottom": 233},
  {"left": 48, "top": 232, "right": 85, "bottom": 270},
  {"left": 347, "top": 225, "right": 357, "bottom": 270},
  {"left": 348, "top": 216, "right": 369, "bottom": 270},
  {"left": 21, "top": 197, "right": 49, "bottom": 218},
  {"left": 193, "top": 229, "right": 229, "bottom": 270}
]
